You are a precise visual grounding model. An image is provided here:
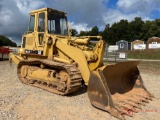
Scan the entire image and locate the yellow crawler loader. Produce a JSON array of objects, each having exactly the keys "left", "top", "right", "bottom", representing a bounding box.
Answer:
[{"left": 9, "top": 8, "right": 153, "bottom": 119}]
